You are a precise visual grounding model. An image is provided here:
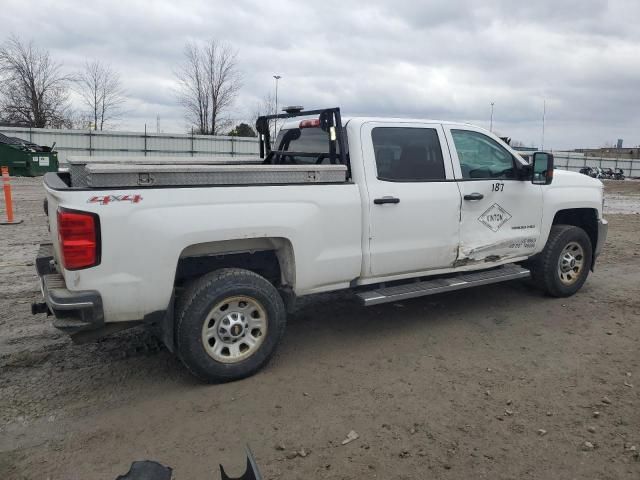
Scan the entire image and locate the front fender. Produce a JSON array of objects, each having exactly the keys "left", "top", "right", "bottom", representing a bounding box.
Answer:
[{"left": 538, "top": 171, "right": 604, "bottom": 252}]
